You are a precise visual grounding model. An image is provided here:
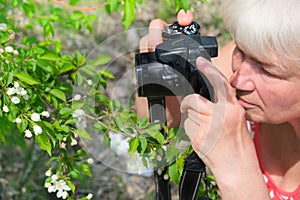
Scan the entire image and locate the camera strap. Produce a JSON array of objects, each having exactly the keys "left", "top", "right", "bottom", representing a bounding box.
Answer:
[{"left": 179, "top": 151, "right": 209, "bottom": 200}]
